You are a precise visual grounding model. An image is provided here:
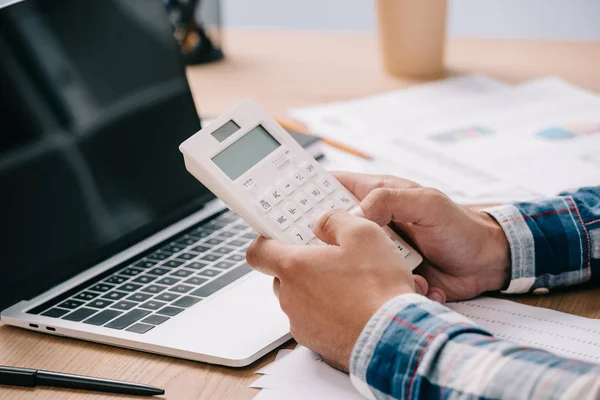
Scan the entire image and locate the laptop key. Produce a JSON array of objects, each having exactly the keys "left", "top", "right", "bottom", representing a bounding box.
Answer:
[
  {"left": 146, "top": 251, "right": 170, "bottom": 261},
  {"left": 84, "top": 310, "right": 122, "bottom": 326},
  {"left": 112, "top": 301, "right": 137, "bottom": 311},
  {"left": 201, "top": 254, "right": 222, "bottom": 262},
  {"left": 175, "top": 252, "right": 195, "bottom": 261},
  {"left": 188, "top": 230, "right": 210, "bottom": 239},
  {"left": 147, "top": 267, "right": 170, "bottom": 276},
  {"left": 140, "top": 285, "right": 167, "bottom": 294},
  {"left": 58, "top": 300, "right": 84, "bottom": 309},
  {"left": 185, "top": 277, "right": 207, "bottom": 285},
  {"left": 175, "top": 237, "right": 197, "bottom": 246},
  {"left": 134, "top": 260, "right": 157, "bottom": 269},
  {"left": 162, "top": 245, "right": 184, "bottom": 254},
  {"left": 87, "top": 299, "right": 114, "bottom": 309},
  {"left": 205, "top": 223, "right": 226, "bottom": 231},
  {"left": 63, "top": 308, "right": 97, "bottom": 322},
  {"left": 242, "top": 232, "right": 258, "bottom": 239},
  {"left": 105, "top": 309, "right": 151, "bottom": 330},
  {"left": 157, "top": 306, "right": 184, "bottom": 317},
  {"left": 217, "top": 231, "right": 235, "bottom": 238},
  {"left": 191, "top": 245, "right": 210, "bottom": 253},
  {"left": 172, "top": 296, "right": 202, "bottom": 308},
  {"left": 198, "top": 269, "right": 220, "bottom": 278},
  {"left": 105, "top": 275, "right": 128, "bottom": 285},
  {"left": 205, "top": 238, "right": 223, "bottom": 246},
  {"left": 73, "top": 291, "right": 99, "bottom": 301},
  {"left": 132, "top": 275, "right": 156, "bottom": 284},
  {"left": 156, "top": 277, "right": 180, "bottom": 286},
  {"left": 126, "top": 323, "right": 155, "bottom": 334},
  {"left": 42, "top": 308, "right": 69, "bottom": 318},
  {"left": 101, "top": 291, "right": 128, "bottom": 301},
  {"left": 228, "top": 239, "right": 248, "bottom": 247},
  {"left": 127, "top": 293, "right": 152, "bottom": 302},
  {"left": 89, "top": 283, "right": 115, "bottom": 293},
  {"left": 154, "top": 292, "right": 180, "bottom": 302},
  {"left": 170, "top": 285, "right": 194, "bottom": 294},
  {"left": 163, "top": 260, "right": 183, "bottom": 268},
  {"left": 120, "top": 268, "right": 143, "bottom": 277},
  {"left": 190, "top": 263, "right": 252, "bottom": 298},
  {"left": 214, "top": 261, "right": 235, "bottom": 270},
  {"left": 118, "top": 283, "right": 142, "bottom": 292},
  {"left": 215, "top": 247, "right": 234, "bottom": 255},
  {"left": 185, "top": 261, "right": 209, "bottom": 270},
  {"left": 171, "top": 269, "right": 194, "bottom": 278},
  {"left": 141, "top": 315, "right": 169, "bottom": 325},
  {"left": 227, "top": 254, "right": 246, "bottom": 262},
  {"left": 139, "top": 300, "right": 167, "bottom": 311}
]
